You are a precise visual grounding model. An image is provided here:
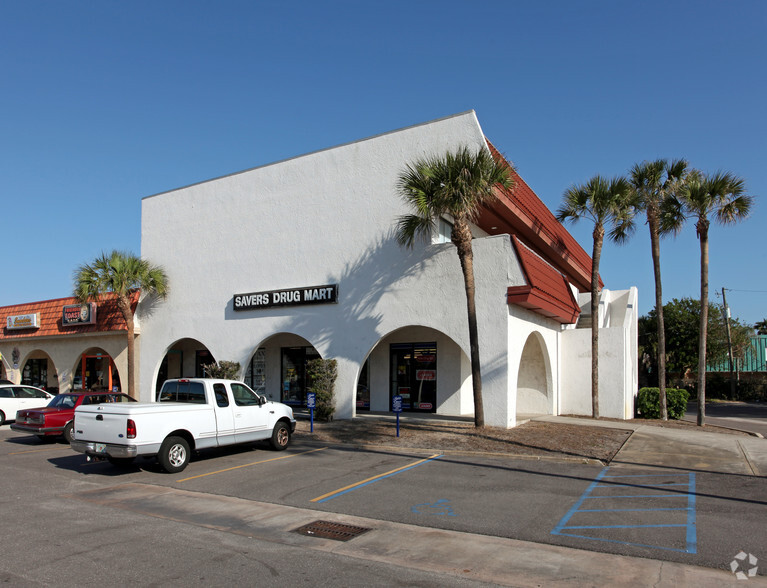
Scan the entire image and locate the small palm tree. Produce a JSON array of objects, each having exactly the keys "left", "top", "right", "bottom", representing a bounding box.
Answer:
[
  {"left": 755, "top": 319, "right": 767, "bottom": 336},
  {"left": 664, "top": 171, "right": 753, "bottom": 425},
  {"left": 628, "top": 159, "right": 688, "bottom": 420},
  {"left": 74, "top": 250, "right": 169, "bottom": 399},
  {"left": 396, "top": 146, "right": 513, "bottom": 427},
  {"left": 556, "top": 176, "right": 636, "bottom": 418}
]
